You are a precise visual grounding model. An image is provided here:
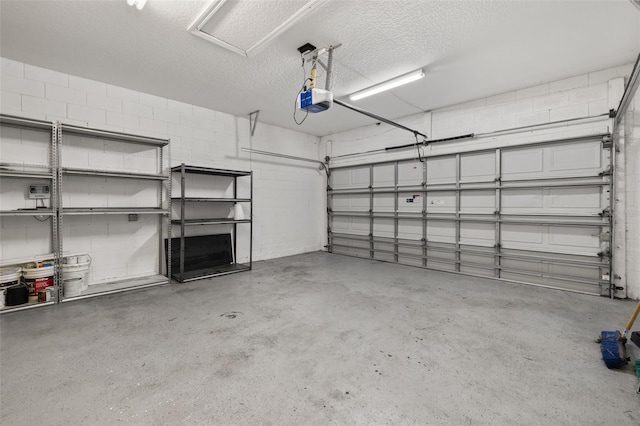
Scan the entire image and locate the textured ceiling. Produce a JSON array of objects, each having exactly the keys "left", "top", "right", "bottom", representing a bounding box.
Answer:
[{"left": 1, "top": 0, "right": 639, "bottom": 137}]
